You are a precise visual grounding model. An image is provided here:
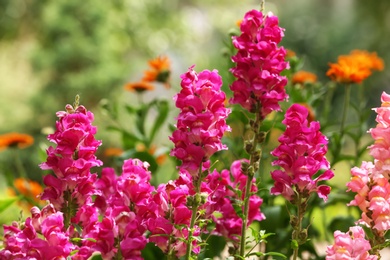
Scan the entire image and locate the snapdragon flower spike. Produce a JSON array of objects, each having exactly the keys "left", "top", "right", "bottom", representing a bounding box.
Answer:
[
  {"left": 369, "top": 92, "right": 390, "bottom": 179},
  {"left": 270, "top": 104, "right": 334, "bottom": 202},
  {"left": 170, "top": 66, "right": 231, "bottom": 175},
  {"left": 230, "top": 9, "right": 289, "bottom": 118},
  {"left": 40, "top": 104, "right": 102, "bottom": 210},
  {"left": 326, "top": 226, "right": 378, "bottom": 260},
  {"left": 347, "top": 92, "right": 390, "bottom": 231}
]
